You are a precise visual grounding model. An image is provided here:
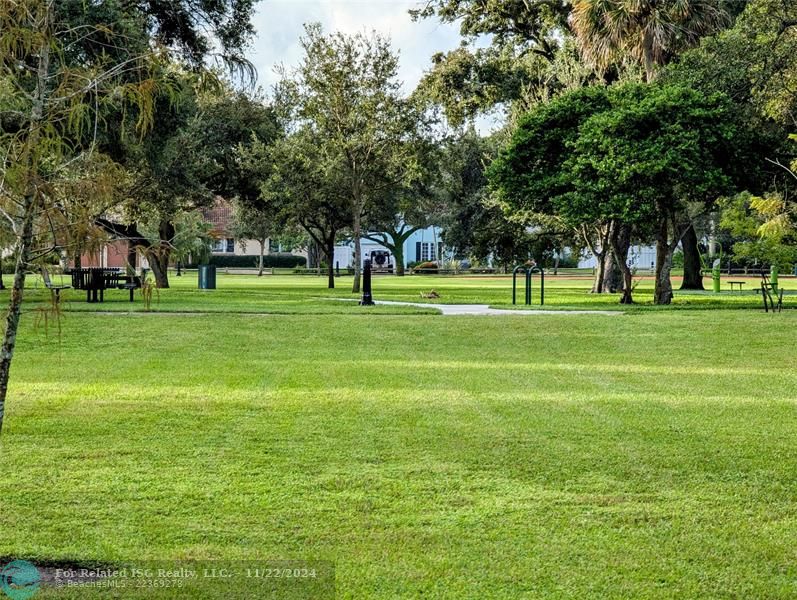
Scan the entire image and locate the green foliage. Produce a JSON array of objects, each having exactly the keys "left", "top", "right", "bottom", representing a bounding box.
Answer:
[
  {"left": 243, "top": 130, "right": 352, "bottom": 254},
  {"left": 230, "top": 199, "right": 276, "bottom": 251},
  {"left": 417, "top": 43, "right": 553, "bottom": 126},
  {"left": 194, "top": 90, "right": 281, "bottom": 203},
  {"left": 720, "top": 193, "right": 797, "bottom": 269},
  {"left": 280, "top": 24, "right": 428, "bottom": 235},
  {"left": 168, "top": 210, "right": 214, "bottom": 265},
  {"left": 410, "top": 0, "right": 568, "bottom": 54},
  {"left": 731, "top": 0, "right": 797, "bottom": 122},
  {"left": 662, "top": 0, "right": 797, "bottom": 195},
  {"left": 120, "top": 72, "right": 214, "bottom": 225},
  {"left": 411, "top": 0, "right": 569, "bottom": 125},
  {"left": 489, "top": 86, "right": 611, "bottom": 223},
  {"left": 491, "top": 81, "right": 748, "bottom": 303},
  {"left": 438, "top": 127, "right": 575, "bottom": 267},
  {"left": 55, "top": 0, "right": 257, "bottom": 74},
  {"left": 491, "top": 83, "right": 743, "bottom": 231}
]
